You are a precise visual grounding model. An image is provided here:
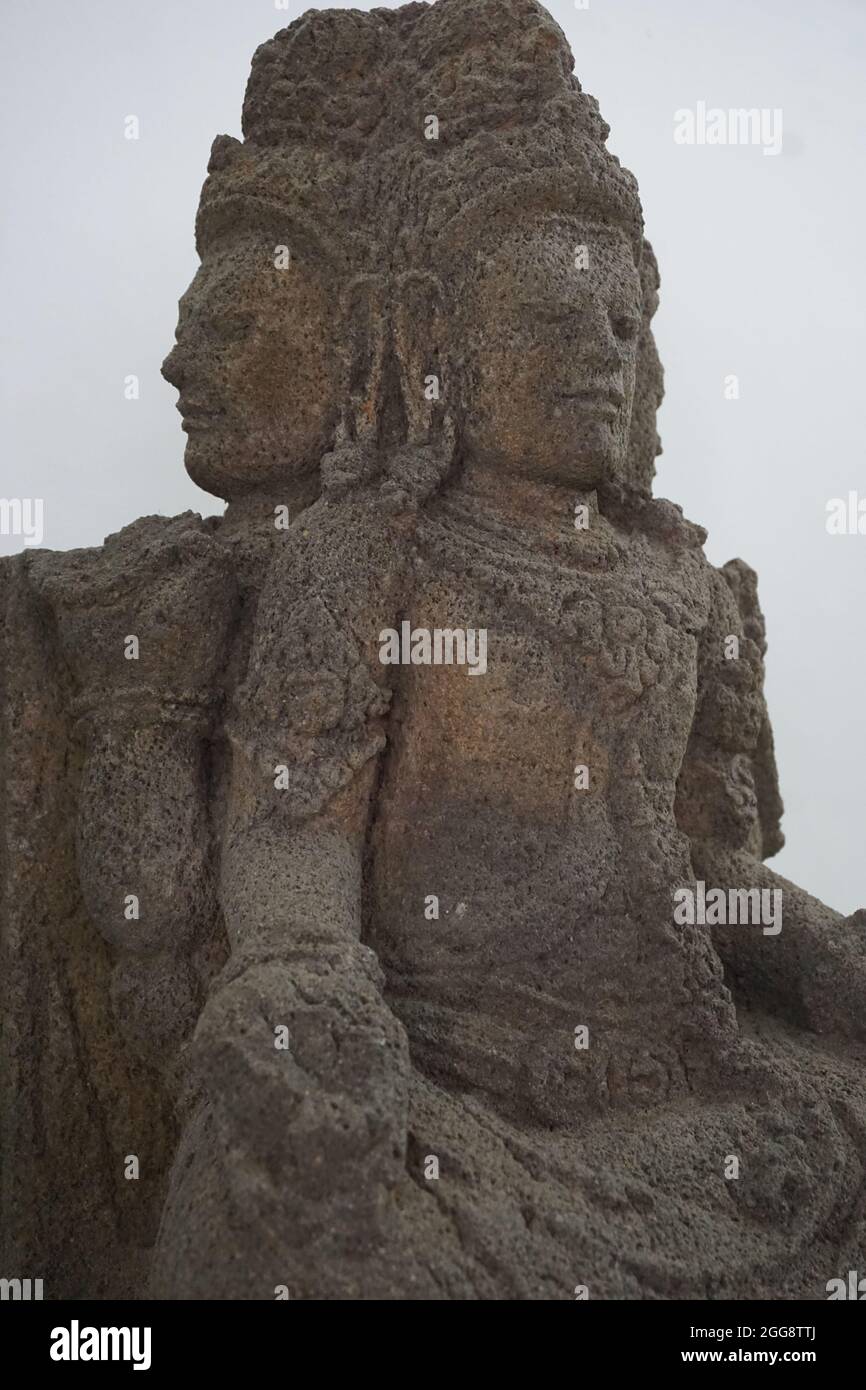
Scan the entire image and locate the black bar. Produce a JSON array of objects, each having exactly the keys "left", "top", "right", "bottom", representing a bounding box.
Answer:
[{"left": 0, "top": 1298, "right": 857, "bottom": 1375}]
